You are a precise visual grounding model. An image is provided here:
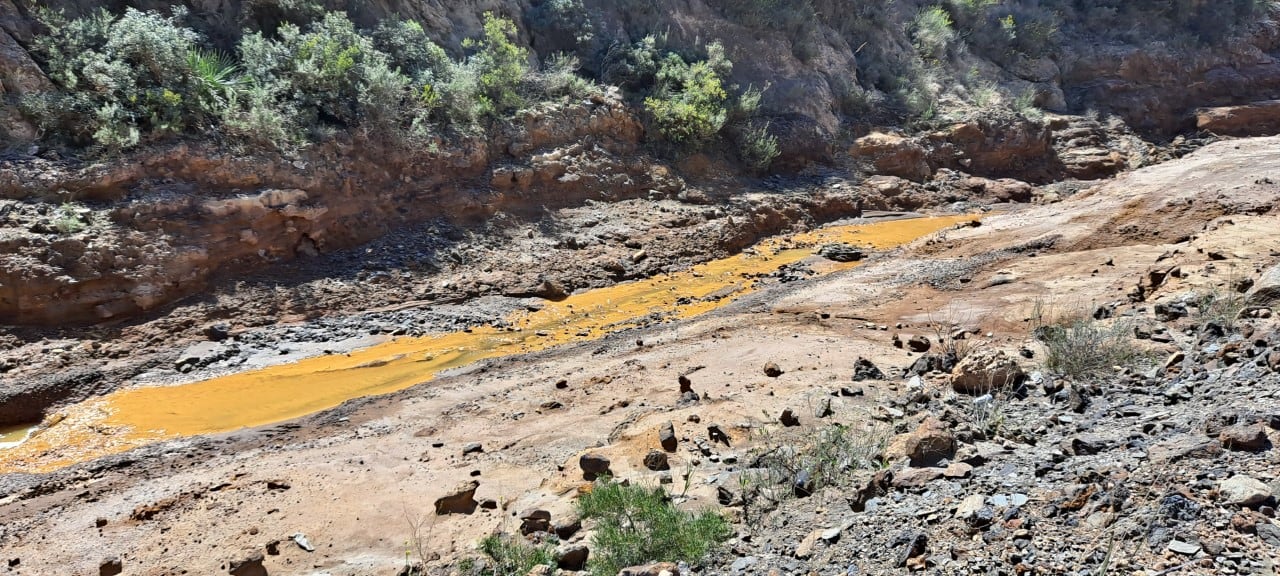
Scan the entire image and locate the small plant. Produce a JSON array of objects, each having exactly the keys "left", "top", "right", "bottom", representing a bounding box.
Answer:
[
  {"left": 742, "top": 421, "right": 888, "bottom": 514},
  {"left": 578, "top": 479, "right": 731, "bottom": 576},
  {"left": 644, "top": 45, "right": 731, "bottom": 147},
  {"left": 466, "top": 534, "right": 556, "bottom": 576},
  {"left": 737, "top": 121, "right": 780, "bottom": 172},
  {"left": 1035, "top": 312, "right": 1145, "bottom": 381},
  {"left": 53, "top": 203, "right": 87, "bottom": 234}
]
